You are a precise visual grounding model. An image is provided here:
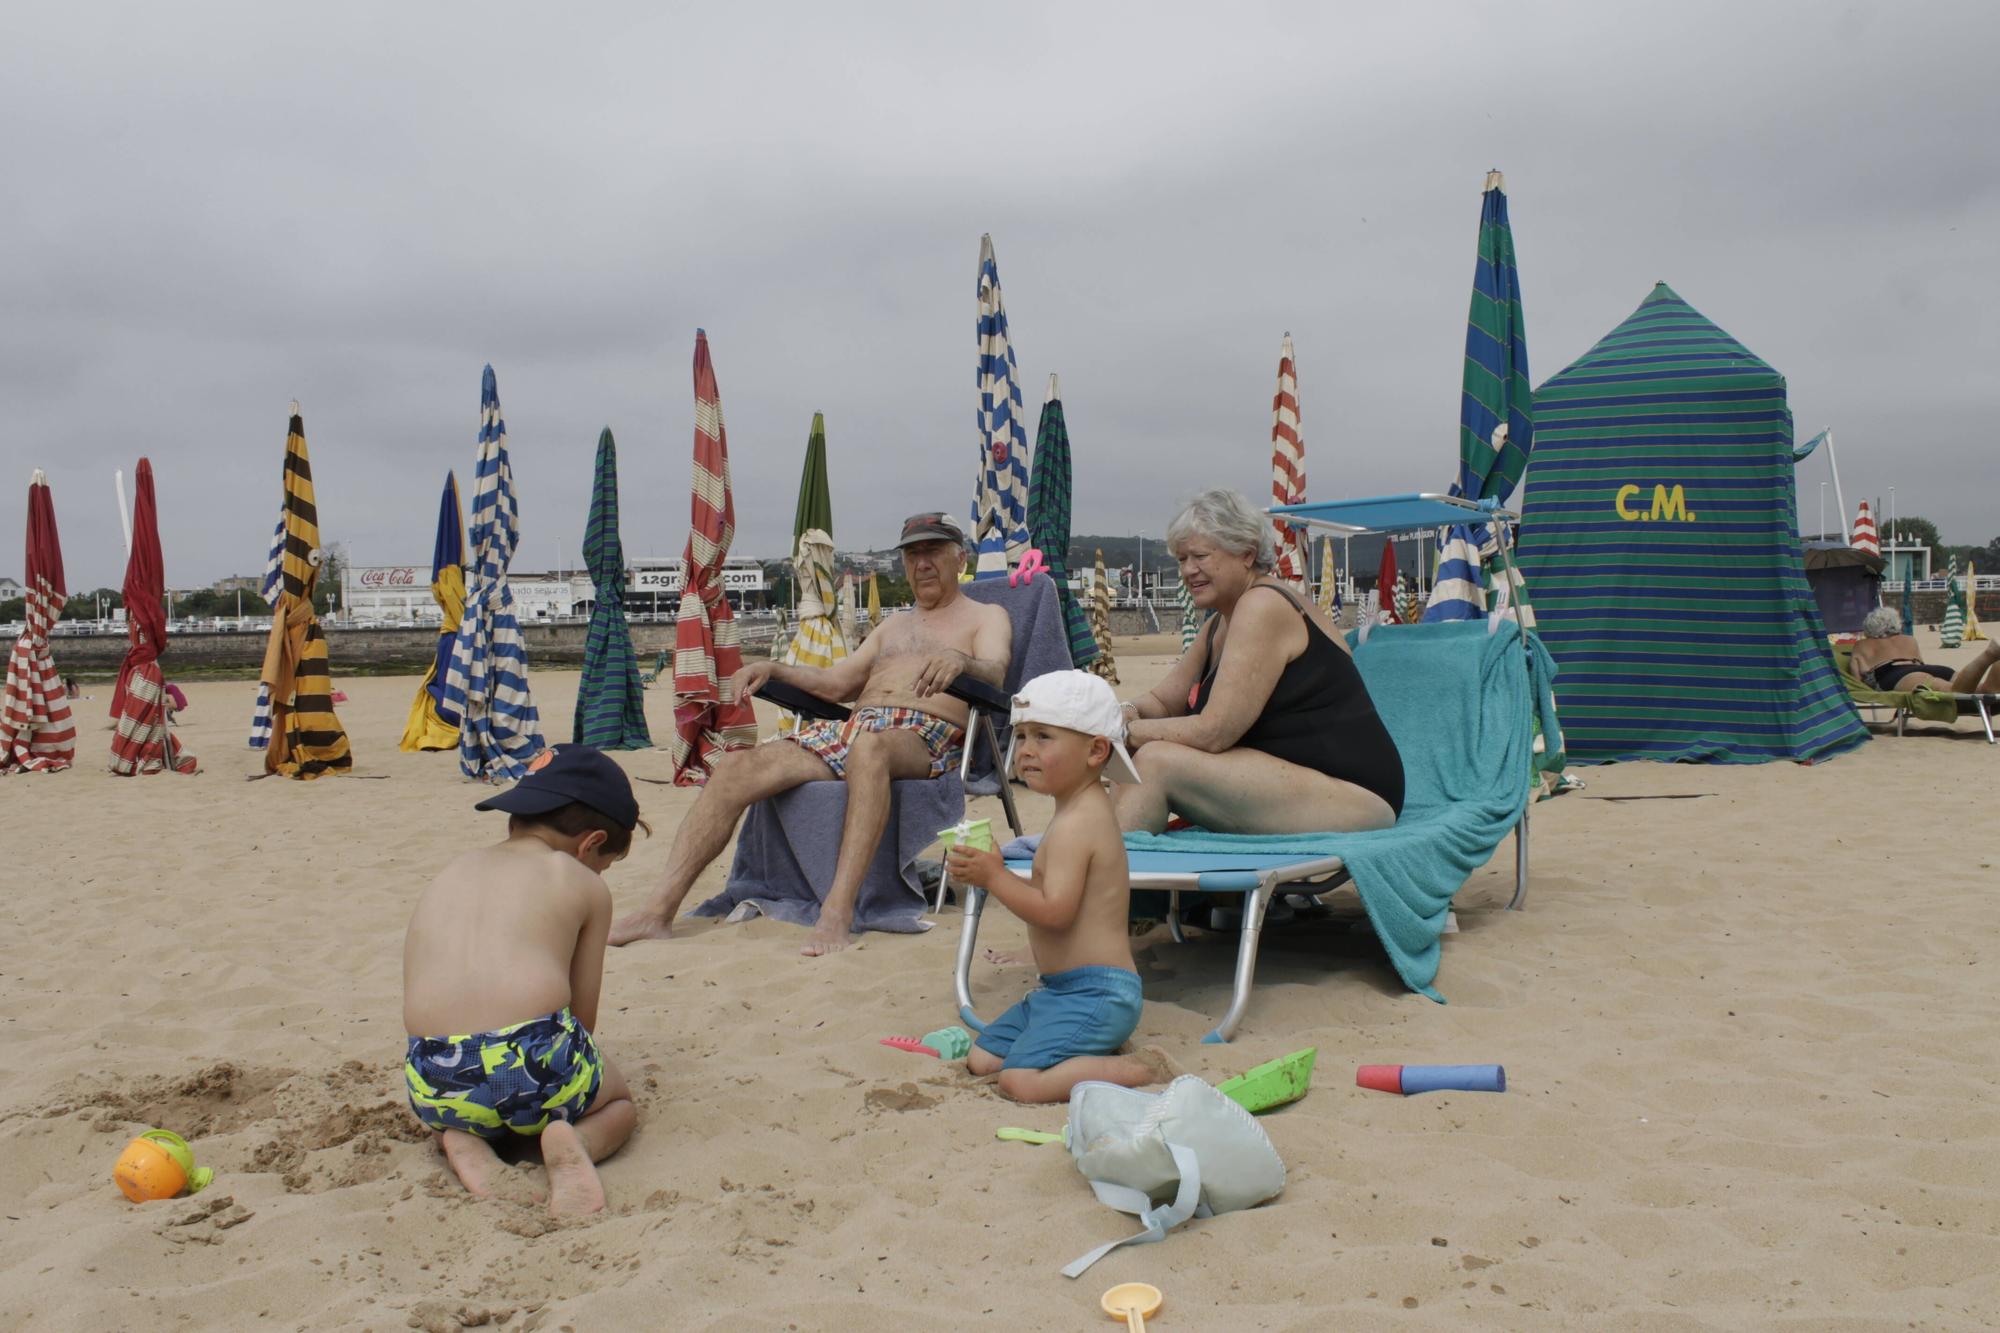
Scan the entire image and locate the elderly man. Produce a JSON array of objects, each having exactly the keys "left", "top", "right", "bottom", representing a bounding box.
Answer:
[{"left": 611, "top": 511, "right": 1011, "bottom": 957}]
